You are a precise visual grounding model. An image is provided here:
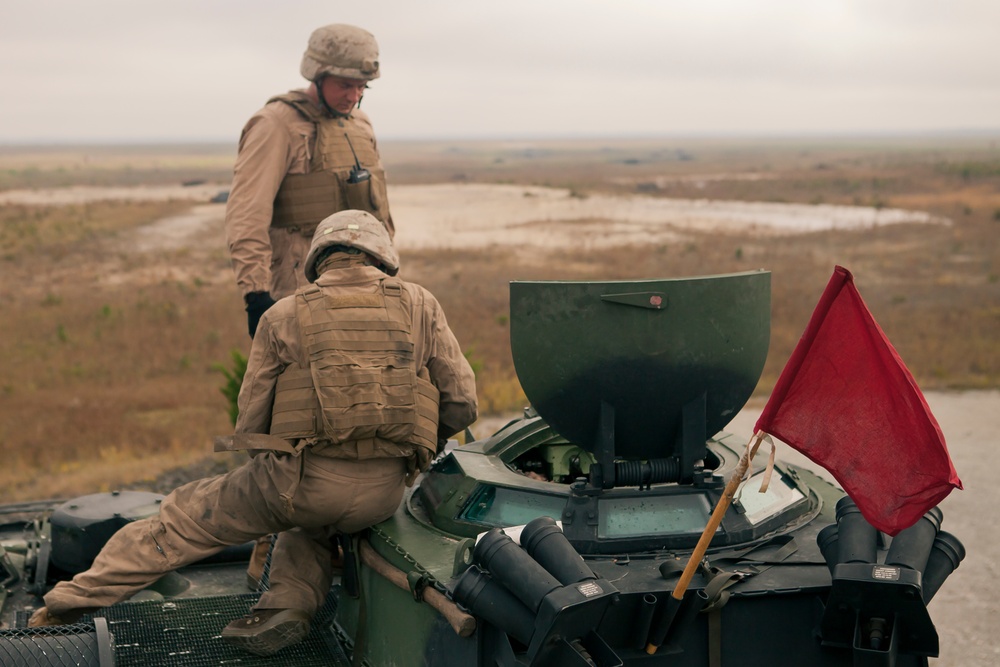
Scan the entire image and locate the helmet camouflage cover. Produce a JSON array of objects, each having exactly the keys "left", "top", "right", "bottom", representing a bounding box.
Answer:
[
  {"left": 305, "top": 210, "right": 399, "bottom": 281},
  {"left": 301, "top": 24, "right": 380, "bottom": 82}
]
